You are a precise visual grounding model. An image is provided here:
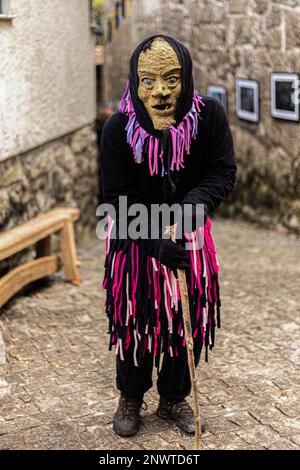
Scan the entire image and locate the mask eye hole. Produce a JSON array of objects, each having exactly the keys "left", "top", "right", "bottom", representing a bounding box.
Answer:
[
  {"left": 142, "top": 78, "right": 154, "bottom": 88},
  {"left": 166, "top": 76, "right": 178, "bottom": 85}
]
